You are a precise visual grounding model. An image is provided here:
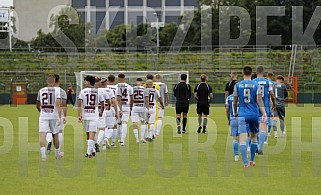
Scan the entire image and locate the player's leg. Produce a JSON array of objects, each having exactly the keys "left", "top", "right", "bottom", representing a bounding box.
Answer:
[
  {"left": 148, "top": 111, "right": 156, "bottom": 141},
  {"left": 182, "top": 105, "right": 189, "bottom": 134},
  {"left": 120, "top": 111, "right": 130, "bottom": 146},
  {"left": 156, "top": 108, "right": 164, "bottom": 137},
  {"left": 140, "top": 110, "right": 148, "bottom": 143},
  {"left": 176, "top": 103, "right": 182, "bottom": 134},
  {"left": 49, "top": 119, "right": 61, "bottom": 159},
  {"left": 46, "top": 132, "right": 53, "bottom": 154},
  {"left": 258, "top": 114, "right": 268, "bottom": 155},
  {"left": 85, "top": 120, "right": 97, "bottom": 158},
  {"left": 230, "top": 117, "right": 239, "bottom": 161},
  {"left": 279, "top": 106, "right": 286, "bottom": 136},
  {"left": 237, "top": 117, "right": 249, "bottom": 167},
  {"left": 131, "top": 111, "right": 140, "bottom": 144},
  {"left": 249, "top": 117, "right": 259, "bottom": 166},
  {"left": 197, "top": 102, "right": 202, "bottom": 133},
  {"left": 39, "top": 118, "right": 48, "bottom": 161},
  {"left": 202, "top": 103, "right": 209, "bottom": 133}
]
